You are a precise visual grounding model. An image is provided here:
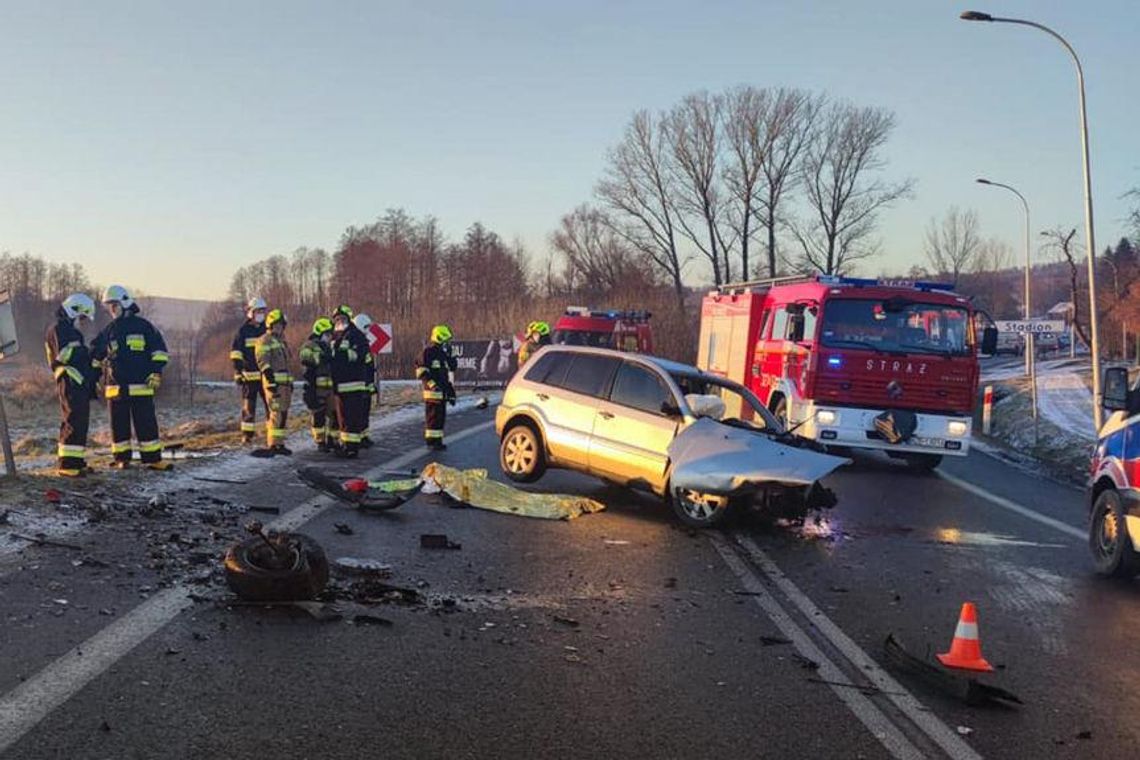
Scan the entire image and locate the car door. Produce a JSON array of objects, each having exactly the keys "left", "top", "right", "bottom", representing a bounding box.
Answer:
[
  {"left": 588, "top": 360, "right": 681, "bottom": 492},
  {"left": 537, "top": 353, "right": 620, "bottom": 467}
]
